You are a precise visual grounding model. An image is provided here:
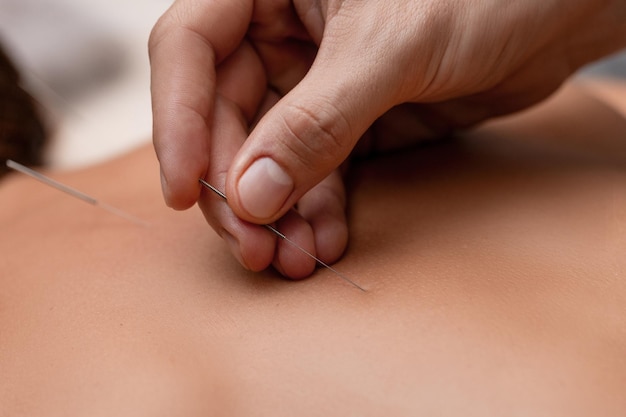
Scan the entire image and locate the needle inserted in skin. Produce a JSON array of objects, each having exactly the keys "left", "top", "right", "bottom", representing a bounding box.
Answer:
[
  {"left": 199, "top": 178, "right": 366, "bottom": 292},
  {"left": 6, "top": 159, "right": 149, "bottom": 227}
]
